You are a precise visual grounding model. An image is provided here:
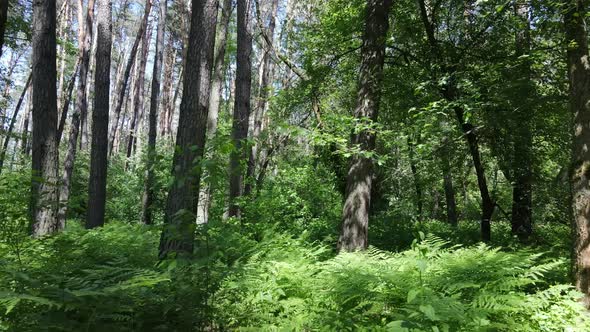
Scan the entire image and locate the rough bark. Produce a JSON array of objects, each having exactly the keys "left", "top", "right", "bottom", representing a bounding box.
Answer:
[
  {"left": 244, "top": 0, "right": 279, "bottom": 197},
  {"left": 228, "top": 0, "right": 254, "bottom": 218},
  {"left": 159, "top": 0, "right": 218, "bottom": 258},
  {"left": 108, "top": 1, "right": 152, "bottom": 156},
  {"left": 142, "top": 0, "right": 167, "bottom": 225},
  {"left": 510, "top": 0, "right": 533, "bottom": 240},
  {"left": 86, "top": 0, "right": 112, "bottom": 229},
  {"left": 0, "top": 74, "right": 31, "bottom": 175},
  {"left": 30, "top": 0, "right": 60, "bottom": 237},
  {"left": 337, "top": 0, "right": 392, "bottom": 252},
  {"left": 564, "top": 0, "right": 590, "bottom": 302},
  {"left": 196, "top": 0, "right": 233, "bottom": 225}
]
